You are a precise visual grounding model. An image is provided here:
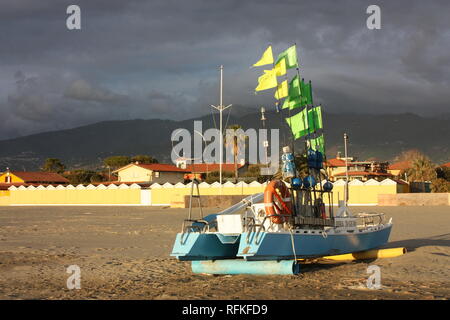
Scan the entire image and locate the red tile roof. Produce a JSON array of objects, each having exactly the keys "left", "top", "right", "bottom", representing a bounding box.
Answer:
[
  {"left": 326, "top": 158, "right": 347, "bottom": 167},
  {"left": 388, "top": 161, "right": 412, "bottom": 170},
  {"left": 135, "top": 163, "right": 190, "bottom": 173},
  {"left": 10, "top": 171, "right": 69, "bottom": 183},
  {"left": 185, "top": 163, "right": 245, "bottom": 173},
  {"left": 334, "top": 171, "right": 393, "bottom": 177},
  {"left": 441, "top": 162, "right": 450, "bottom": 168}
]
